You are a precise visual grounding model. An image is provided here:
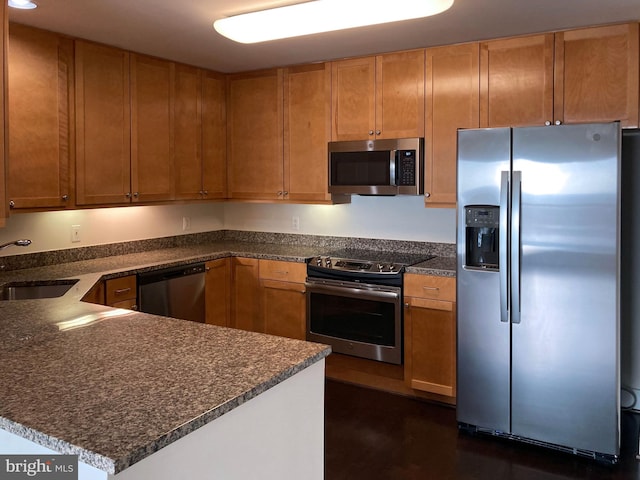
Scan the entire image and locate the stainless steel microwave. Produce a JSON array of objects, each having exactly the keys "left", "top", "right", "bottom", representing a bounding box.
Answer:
[{"left": 328, "top": 138, "right": 424, "bottom": 196}]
